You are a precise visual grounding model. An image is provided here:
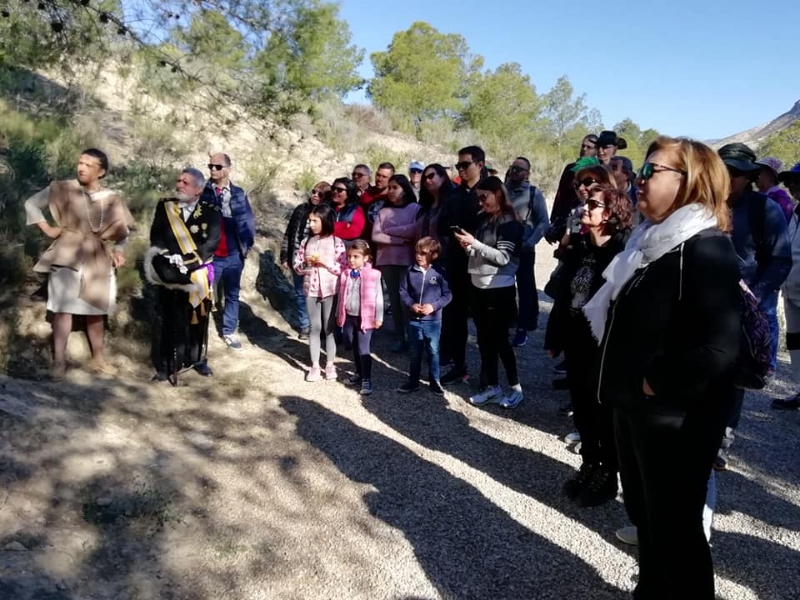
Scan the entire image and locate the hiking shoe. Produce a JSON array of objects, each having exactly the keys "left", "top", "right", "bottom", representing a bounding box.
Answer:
[
  {"left": 558, "top": 401, "right": 574, "bottom": 417},
  {"left": 397, "top": 381, "right": 420, "bottom": 394},
  {"left": 345, "top": 374, "right": 362, "bottom": 386},
  {"left": 360, "top": 380, "right": 373, "bottom": 395},
  {"left": 578, "top": 468, "right": 618, "bottom": 507},
  {"left": 565, "top": 432, "right": 581, "bottom": 444},
  {"left": 500, "top": 386, "right": 524, "bottom": 409},
  {"left": 563, "top": 462, "right": 597, "bottom": 500},
  {"left": 429, "top": 380, "right": 445, "bottom": 395},
  {"left": 553, "top": 360, "right": 567, "bottom": 375},
  {"left": 469, "top": 385, "right": 503, "bottom": 406},
  {"left": 441, "top": 366, "right": 468, "bottom": 386},
  {"left": 194, "top": 362, "right": 214, "bottom": 377},
  {"left": 552, "top": 377, "right": 569, "bottom": 391},
  {"left": 615, "top": 526, "right": 639, "bottom": 546},
  {"left": 224, "top": 334, "right": 243, "bottom": 350},
  {"left": 713, "top": 451, "right": 729, "bottom": 471},
  {"left": 511, "top": 328, "right": 528, "bottom": 347},
  {"left": 306, "top": 366, "right": 322, "bottom": 382},
  {"left": 324, "top": 364, "right": 337, "bottom": 380},
  {"left": 772, "top": 393, "right": 800, "bottom": 410},
  {"left": 298, "top": 327, "right": 310, "bottom": 341}
]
